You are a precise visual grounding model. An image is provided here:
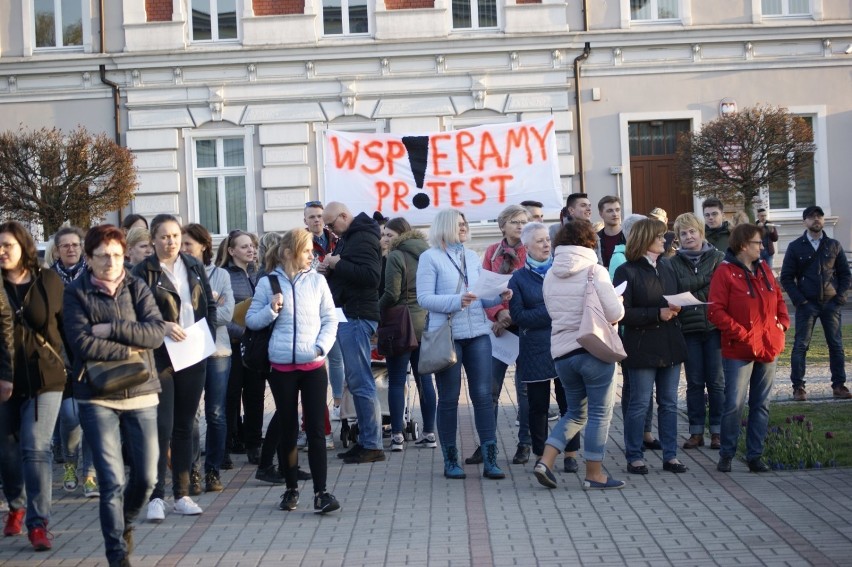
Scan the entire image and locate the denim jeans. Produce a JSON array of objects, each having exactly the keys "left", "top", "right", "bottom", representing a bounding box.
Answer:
[
  {"left": 59, "top": 396, "right": 95, "bottom": 477},
  {"left": 547, "top": 355, "right": 616, "bottom": 462},
  {"left": 683, "top": 331, "right": 724, "bottom": 435},
  {"left": 203, "top": 355, "right": 231, "bottom": 473},
  {"left": 78, "top": 403, "right": 158, "bottom": 565},
  {"left": 435, "top": 334, "right": 495, "bottom": 448},
  {"left": 620, "top": 366, "right": 654, "bottom": 433},
  {"left": 624, "top": 365, "right": 681, "bottom": 463},
  {"left": 719, "top": 358, "right": 776, "bottom": 461},
  {"left": 0, "top": 391, "right": 62, "bottom": 529},
  {"left": 337, "top": 318, "right": 382, "bottom": 450},
  {"left": 790, "top": 301, "right": 846, "bottom": 389},
  {"left": 327, "top": 339, "right": 345, "bottom": 401},
  {"left": 492, "top": 358, "right": 531, "bottom": 446},
  {"left": 386, "top": 347, "right": 436, "bottom": 435}
]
